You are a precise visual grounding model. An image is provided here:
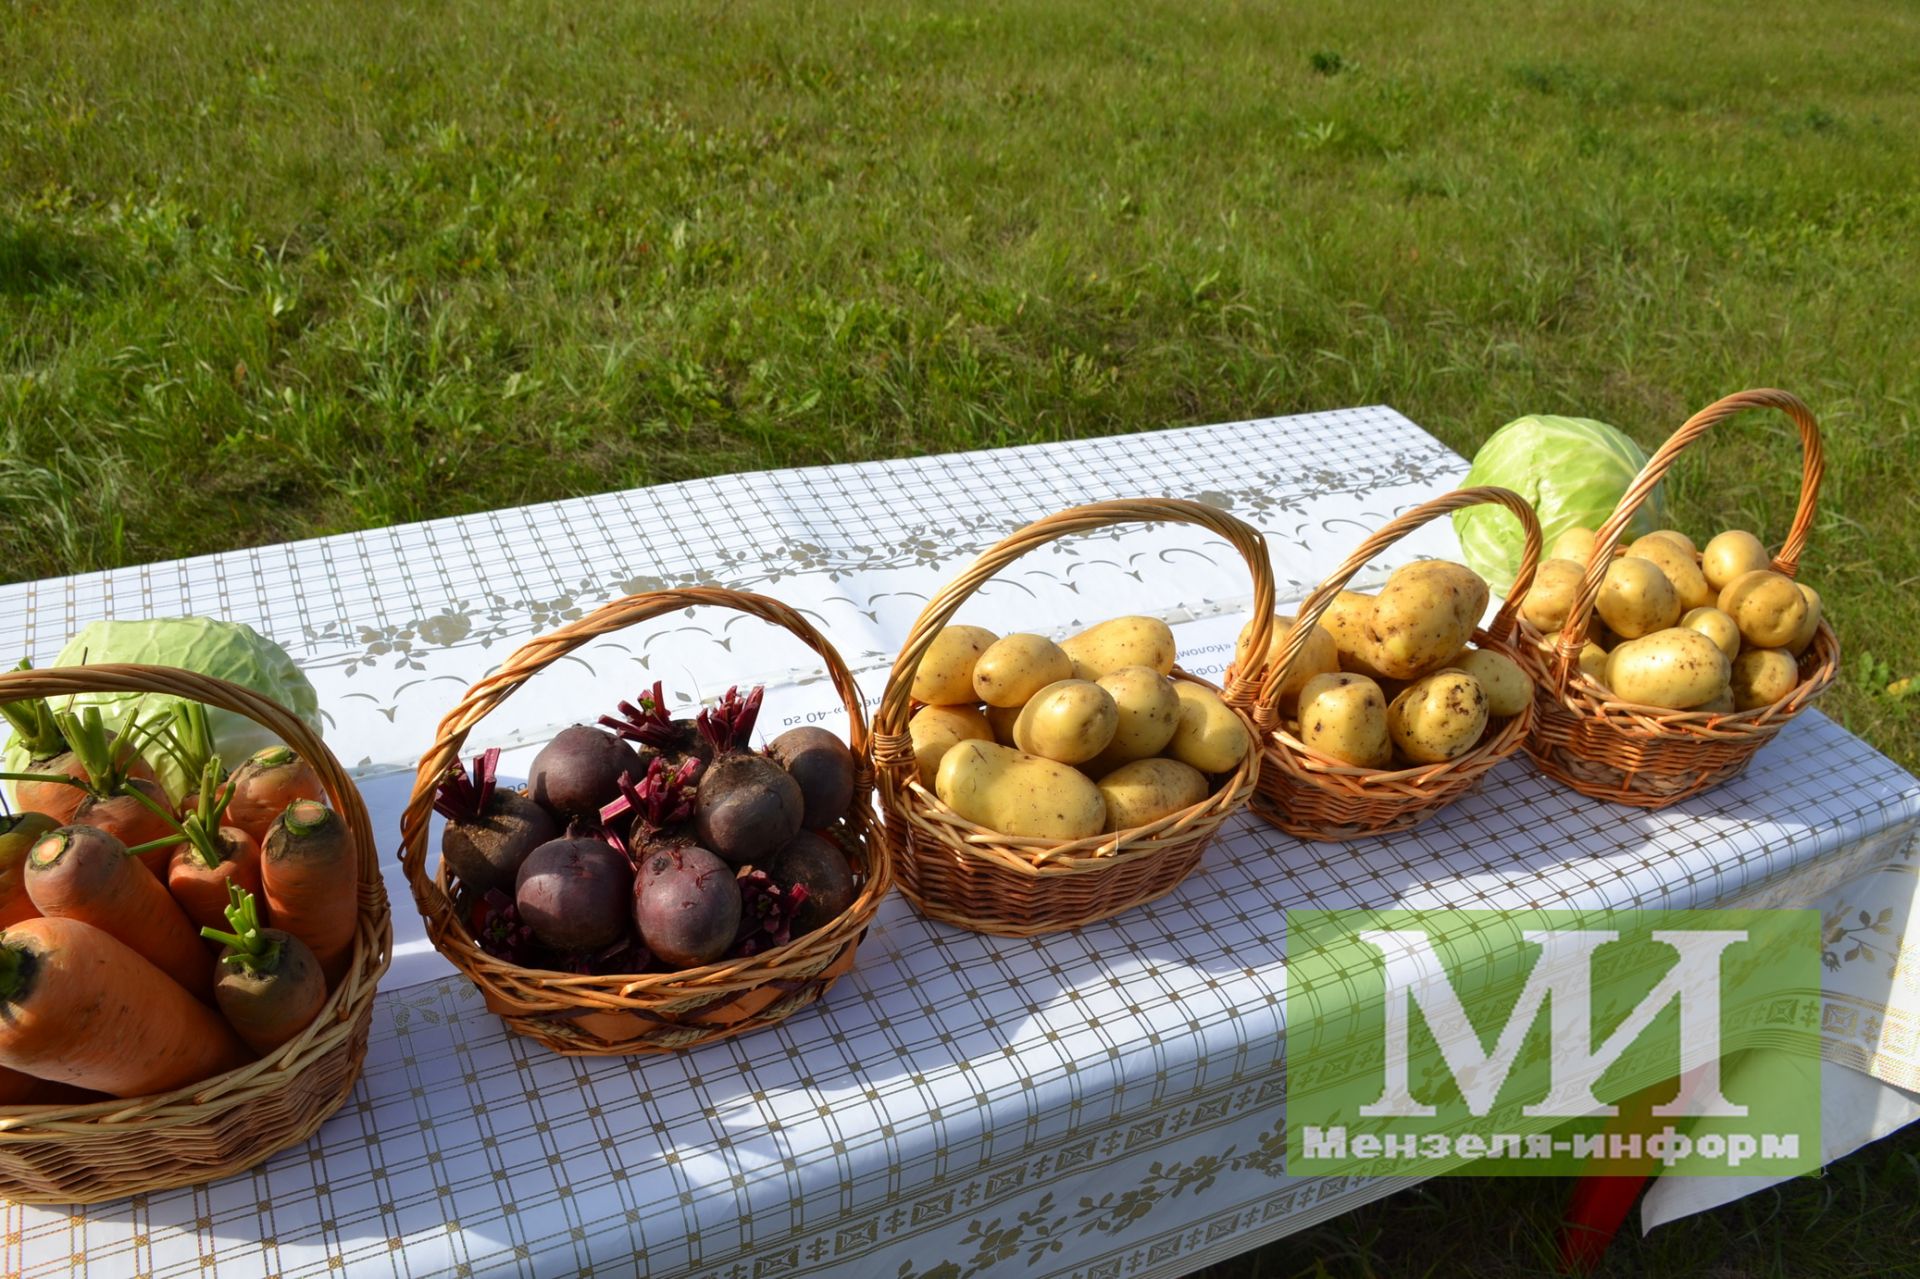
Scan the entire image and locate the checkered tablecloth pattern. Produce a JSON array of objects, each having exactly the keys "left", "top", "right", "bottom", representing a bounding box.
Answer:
[{"left": 3, "top": 408, "right": 1916, "bottom": 1278}]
